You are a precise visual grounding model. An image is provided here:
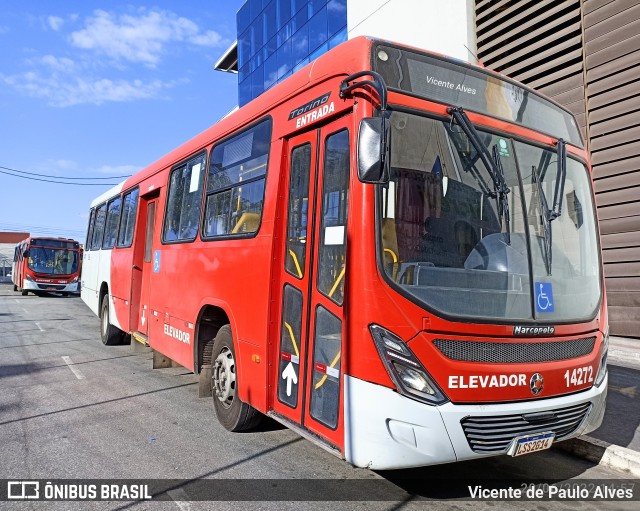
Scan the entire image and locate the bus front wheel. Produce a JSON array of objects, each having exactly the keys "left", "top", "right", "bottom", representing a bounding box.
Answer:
[
  {"left": 21, "top": 289, "right": 28, "bottom": 296},
  {"left": 100, "top": 296, "right": 123, "bottom": 345},
  {"left": 211, "top": 325, "right": 262, "bottom": 432}
]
